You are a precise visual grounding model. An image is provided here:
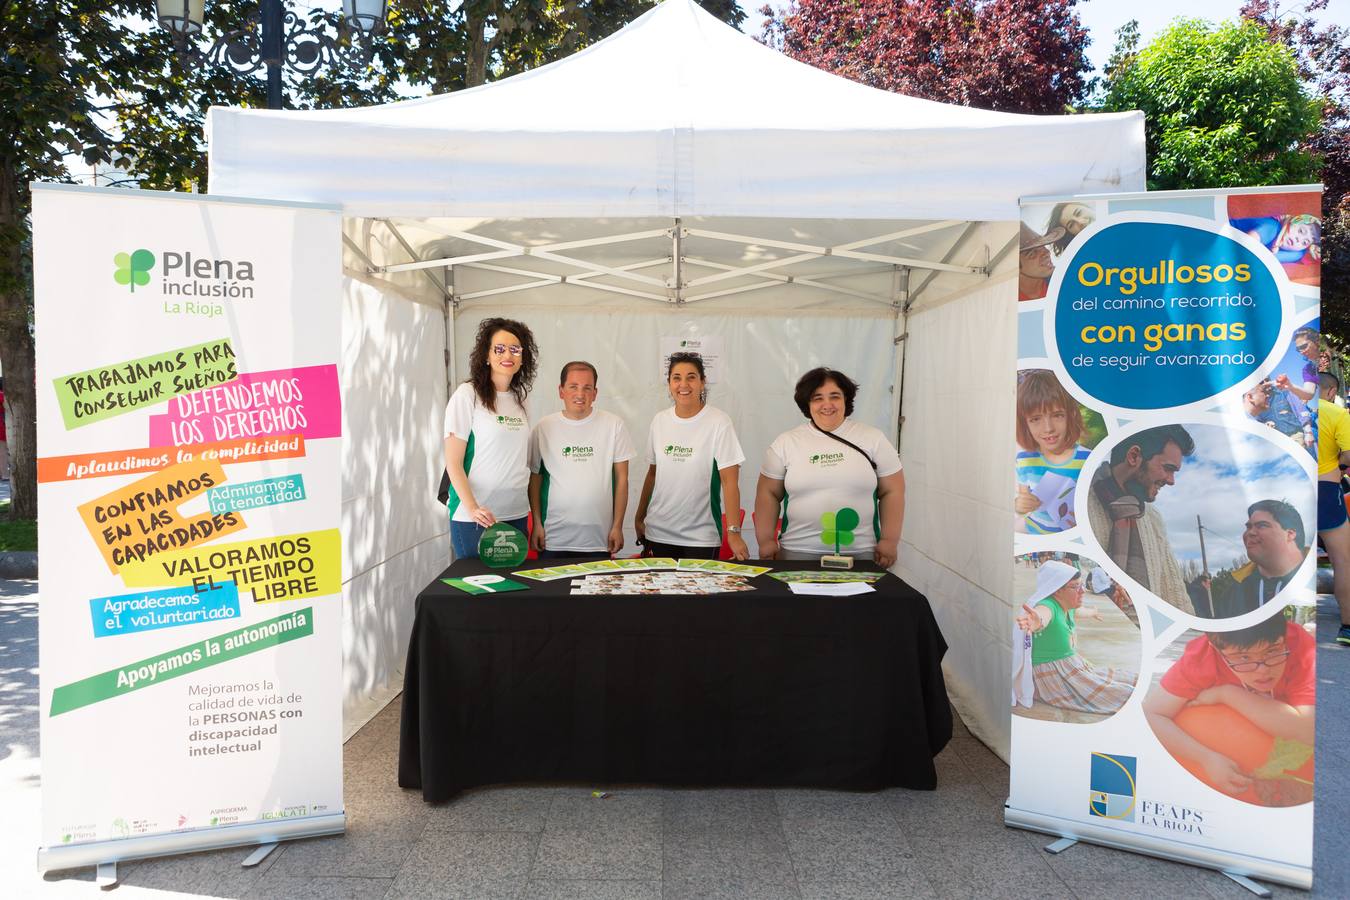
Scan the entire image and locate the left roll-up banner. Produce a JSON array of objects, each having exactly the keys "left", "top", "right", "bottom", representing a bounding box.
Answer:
[{"left": 32, "top": 185, "right": 344, "bottom": 871}]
